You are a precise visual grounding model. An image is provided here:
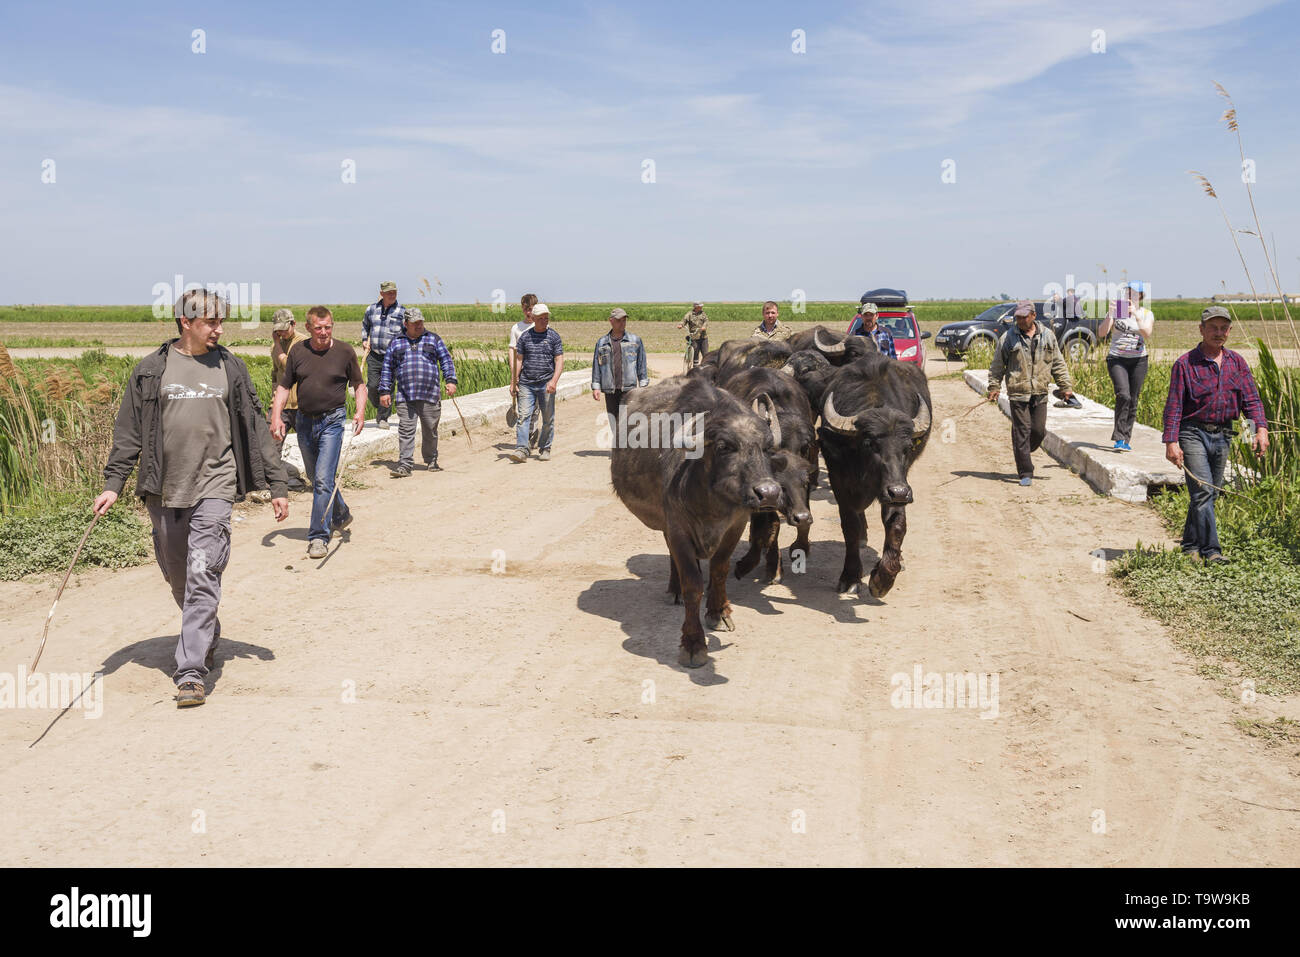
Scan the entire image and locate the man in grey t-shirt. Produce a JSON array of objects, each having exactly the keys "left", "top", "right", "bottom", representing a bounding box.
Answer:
[
  {"left": 95, "top": 289, "right": 289, "bottom": 709},
  {"left": 158, "top": 348, "right": 237, "bottom": 507}
]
